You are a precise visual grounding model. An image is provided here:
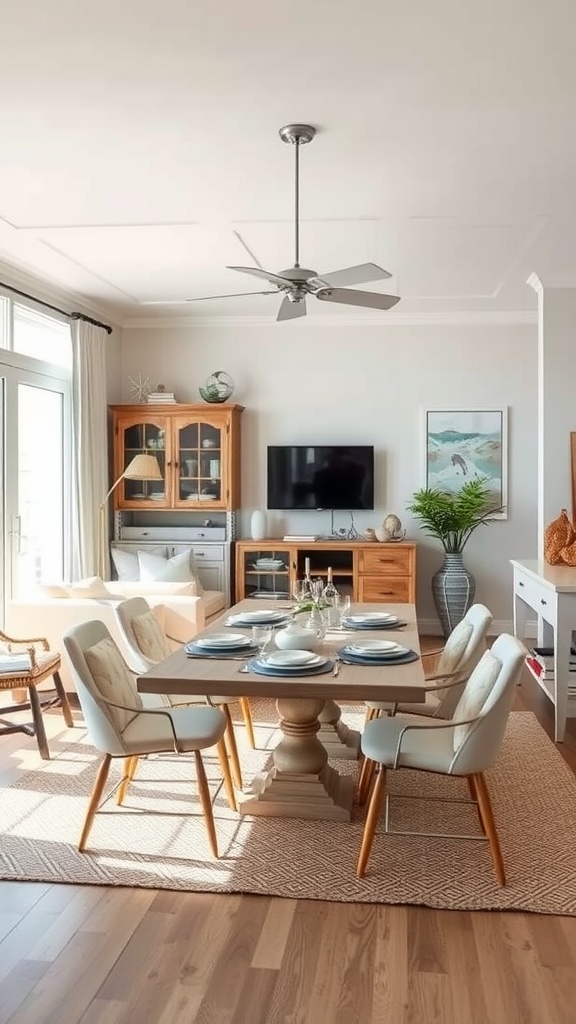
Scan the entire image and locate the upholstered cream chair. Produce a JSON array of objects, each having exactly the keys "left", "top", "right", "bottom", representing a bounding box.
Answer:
[
  {"left": 63, "top": 620, "right": 236, "bottom": 857},
  {"left": 115, "top": 597, "right": 255, "bottom": 790},
  {"left": 365, "top": 604, "right": 494, "bottom": 720},
  {"left": 356, "top": 633, "right": 527, "bottom": 885}
]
